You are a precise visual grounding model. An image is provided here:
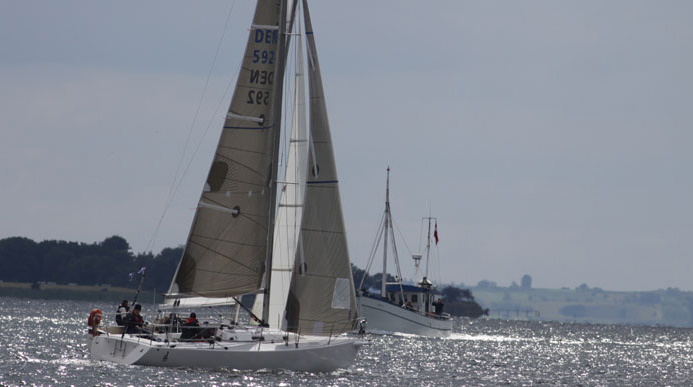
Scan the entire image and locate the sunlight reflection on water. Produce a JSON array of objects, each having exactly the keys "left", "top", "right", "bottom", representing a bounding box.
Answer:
[{"left": 1, "top": 297, "right": 693, "bottom": 386}]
